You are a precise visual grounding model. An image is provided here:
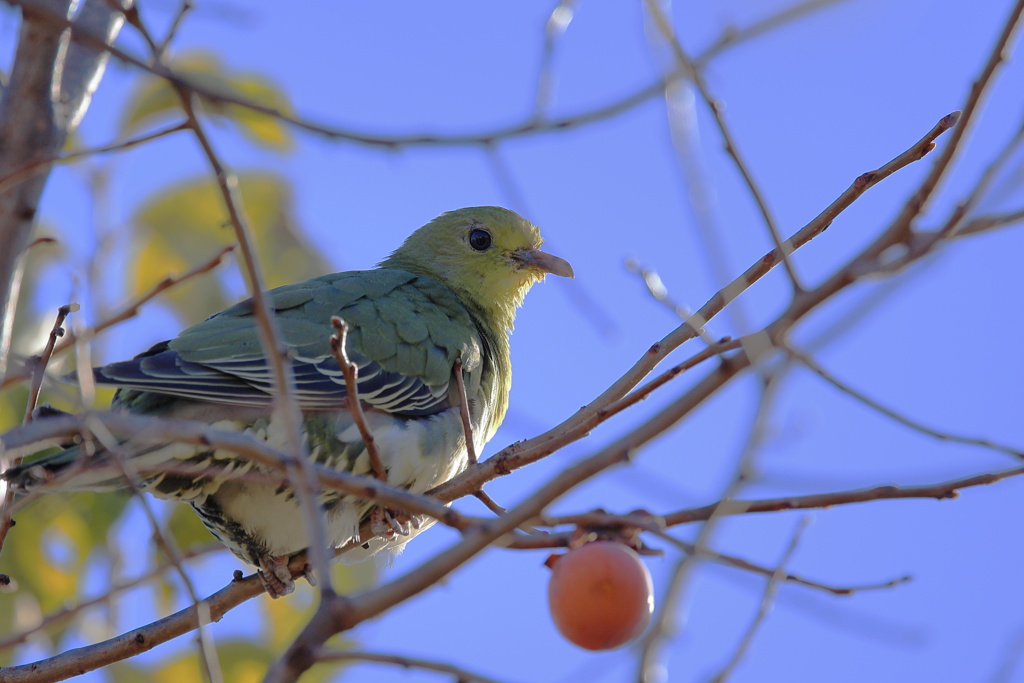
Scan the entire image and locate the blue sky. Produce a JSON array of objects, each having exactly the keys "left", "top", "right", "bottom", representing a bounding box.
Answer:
[{"left": 4, "top": 0, "right": 1024, "bottom": 681}]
